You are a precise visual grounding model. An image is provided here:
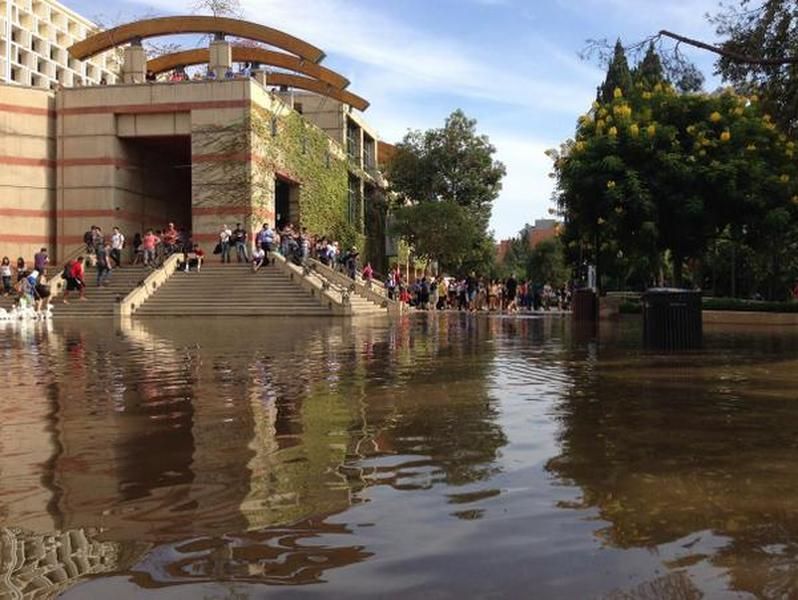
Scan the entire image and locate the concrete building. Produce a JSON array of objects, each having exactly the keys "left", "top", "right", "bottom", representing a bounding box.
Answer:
[
  {"left": 1, "top": 0, "right": 118, "bottom": 89},
  {"left": 0, "top": 13, "right": 389, "bottom": 269}
]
